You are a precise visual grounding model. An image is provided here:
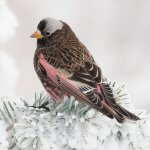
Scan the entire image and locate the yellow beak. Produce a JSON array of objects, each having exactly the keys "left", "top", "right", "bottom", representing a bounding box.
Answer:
[{"left": 30, "top": 30, "right": 43, "bottom": 39}]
